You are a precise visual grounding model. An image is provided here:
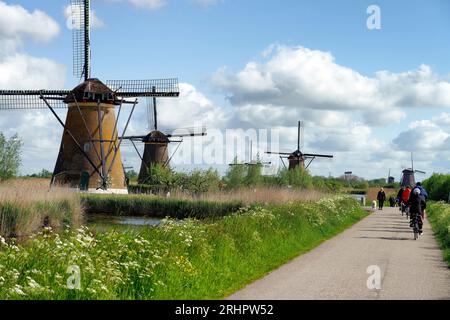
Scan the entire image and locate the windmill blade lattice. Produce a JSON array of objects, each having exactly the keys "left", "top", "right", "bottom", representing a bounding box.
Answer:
[
  {"left": 0, "top": 90, "right": 70, "bottom": 110},
  {"left": 106, "top": 79, "right": 180, "bottom": 98},
  {"left": 70, "top": 0, "right": 90, "bottom": 80}
]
